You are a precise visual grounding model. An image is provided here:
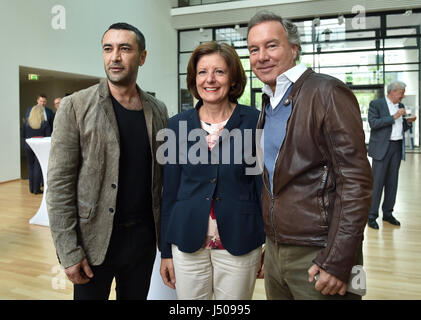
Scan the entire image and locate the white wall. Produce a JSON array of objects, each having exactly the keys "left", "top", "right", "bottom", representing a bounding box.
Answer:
[{"left": 0, "top": 0, "right": 177, "bottom": 182}]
